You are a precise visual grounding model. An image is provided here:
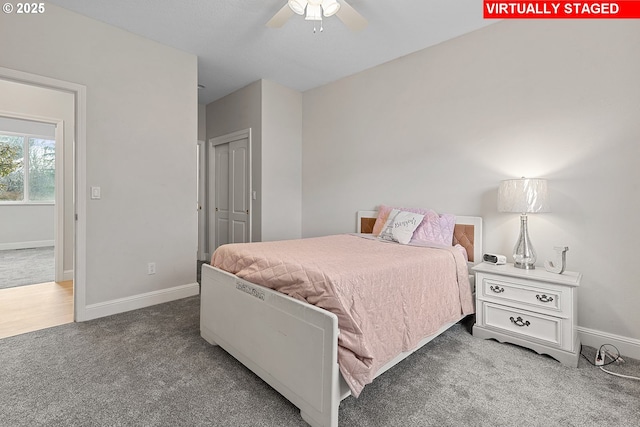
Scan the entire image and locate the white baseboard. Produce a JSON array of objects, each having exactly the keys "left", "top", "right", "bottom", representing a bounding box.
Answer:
[
  {"left": 63, "top": 270, "right": 73, "bottom": 281},
  {"left": 0, "top": 240, "right": 54, "bottom": 250},
  {"left": 578, "top": 326, "right": 640, "bottom": 360},
  {"left": 82, "top": 282, "right": 200, "bottom": 321}
]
